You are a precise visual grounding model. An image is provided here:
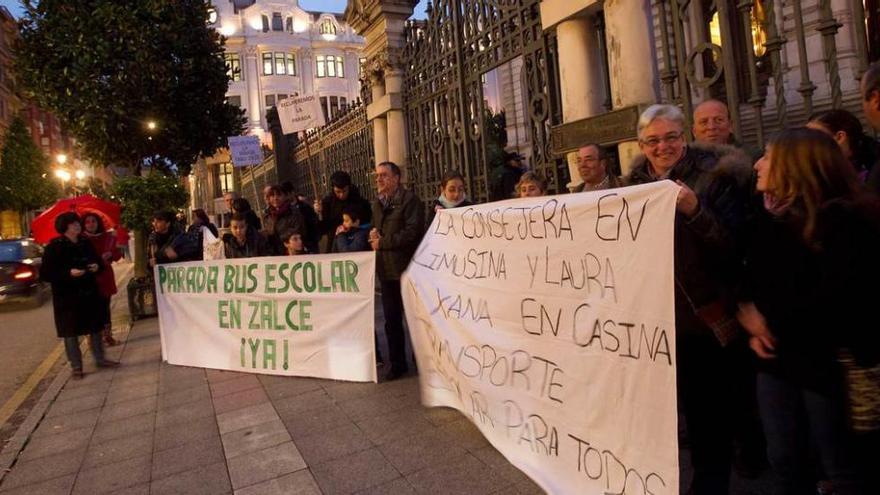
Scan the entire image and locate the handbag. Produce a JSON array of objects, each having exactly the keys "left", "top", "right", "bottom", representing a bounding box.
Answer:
[{"left": 838, "top": 348, "right": 880, "bottom": 433}]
